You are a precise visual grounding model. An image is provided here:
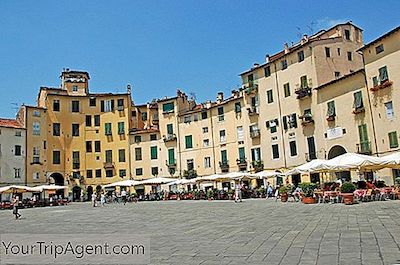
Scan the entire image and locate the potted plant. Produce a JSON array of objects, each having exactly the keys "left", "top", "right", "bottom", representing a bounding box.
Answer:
[
  {"left": 279, "top": 186, "right": 289, "bottom": 202},
  {"left": 340, "top": 182, "right": 356, "bottom": 205},
  {"left": 207, "top": 189, "right": 214, "bottom": 201},
  {"left": 299, "top": 183, "right": 317, "bottom": 204}
]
